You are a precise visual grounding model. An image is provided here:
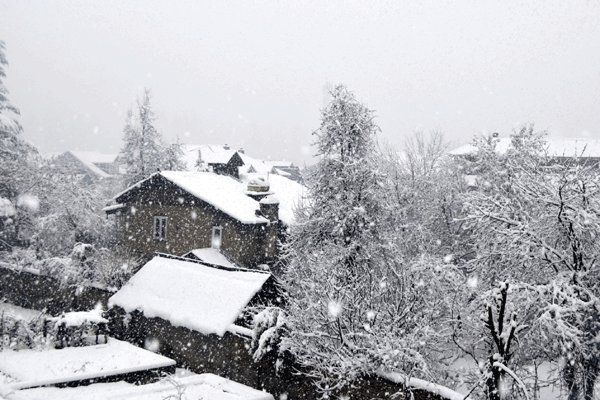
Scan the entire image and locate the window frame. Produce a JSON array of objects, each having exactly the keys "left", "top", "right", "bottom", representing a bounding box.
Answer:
[
  {"left": 153, "top": 215, "right": 168, "bottom": 241},
  {"left": 211, "top": 226, "right": 222, "bottom": 249}
]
